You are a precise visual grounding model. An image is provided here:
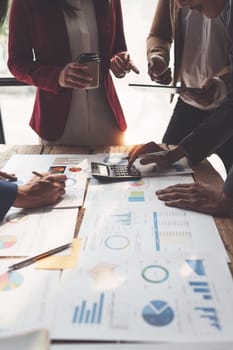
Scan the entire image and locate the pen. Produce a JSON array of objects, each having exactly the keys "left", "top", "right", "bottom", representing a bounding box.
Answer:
[
  {"left": 32, "top": 171, "right": 43, "bottom": 178},
  {"left": 7, "top": 242, "right": 72, "bottom": 271}
]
